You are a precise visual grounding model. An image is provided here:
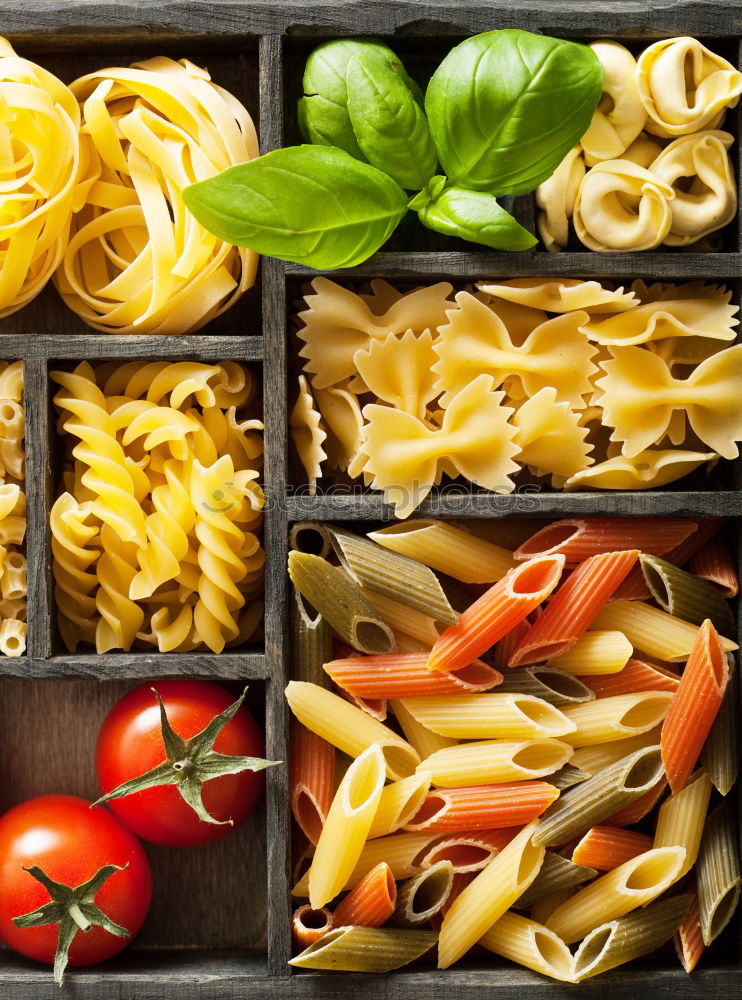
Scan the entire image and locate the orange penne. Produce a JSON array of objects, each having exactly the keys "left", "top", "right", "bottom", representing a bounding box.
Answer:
[
  {"left": 674, "top": 887, "right": 705, "bottom": 974},
  {"left": 664, "top": 517, "right": 726, "bottom": 567},
  {"left": 581, "top": 659, "right": 681, "bottom": 698},
  {"left": 509, "top": 550, "right": 639, "bottom": 667},
  {"left": 610, "top": 565, "right": 651, "bottom": 602},
  {"left": 661, "top": 619, "right": 730, "bottom": 794},
  {"left": 606, "top": 777, "right": 668, "bottom": 827},
  {"left": 332, "top": 862, "right": 397, "bottom": 928},
  {"left": 427, "top": 555, "right": 565, "bottom": 673},
  {"left": 492, "top": 610, "right": 539, "bottom": 666},
  {"left": 292, "top": 904, "right": 334, "bottom": 949},
  {"left": 325, "top": 654, "right": 503, "bottom": 698},
  {"left": 514, "top": 518, "right": 696, "bottom": 563},
  {"left": 572, "top": 825, "right": 653, "bottom": 871},
  {"left": 416, "top": 829, "right": 518, "bottom": 874},
  {"left": 290, "top": 718, "right": 335, "bottom": 845},
  {"left": 689, "top": 534, "right": 739, "bottom": 598},
  {"left": 404, "top": 782, "right": 559, "bottom": 834},
  {"left": 342, "top": 689, "right": 388, "bottom": 721}
]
